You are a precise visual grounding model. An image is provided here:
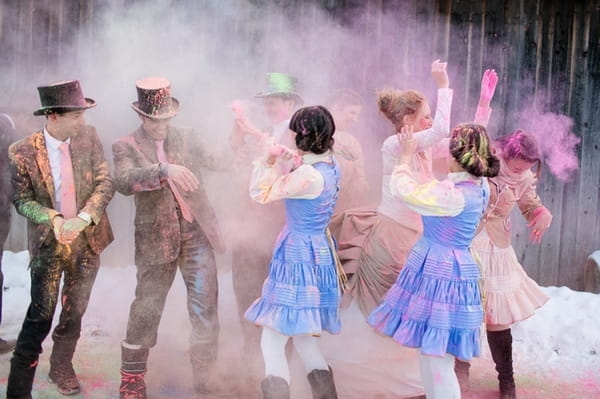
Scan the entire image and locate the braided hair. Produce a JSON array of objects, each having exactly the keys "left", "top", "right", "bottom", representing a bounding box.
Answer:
[
  {"left": 449, "top": 123, "right": 500, "bottom": 178},
  {"left": 377, "top": 89, "right": 425, "bottom": 127},
  {"left": 289, "top": 105, "right": 336, "bottom": 154}
]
